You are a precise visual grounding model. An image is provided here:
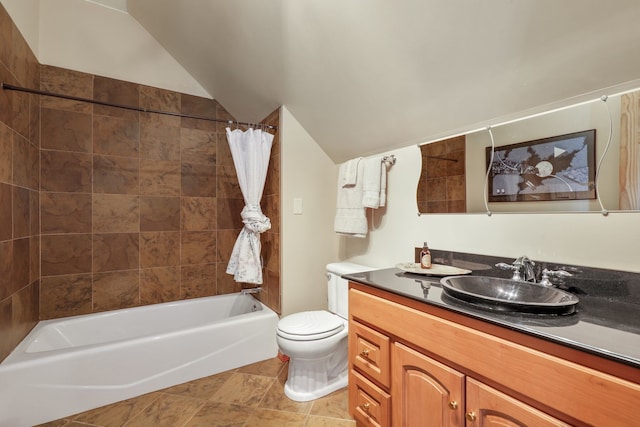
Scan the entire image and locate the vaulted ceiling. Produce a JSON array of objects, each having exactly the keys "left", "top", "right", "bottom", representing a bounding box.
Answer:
[{"left": 126, "top": 0, "right": 640, "bottom": 162}]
